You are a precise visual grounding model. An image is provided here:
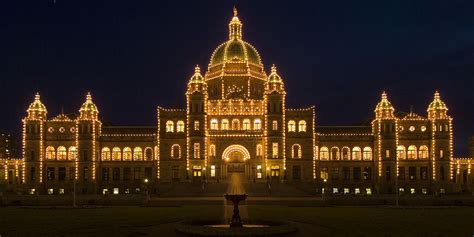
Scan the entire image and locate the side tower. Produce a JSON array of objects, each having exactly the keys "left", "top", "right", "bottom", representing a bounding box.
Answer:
[
  {"left": 427, "top": 91, "right": 452, "bottom": 192},
  {"left": 186, "top": 66, "right": 208, "bottom": 179},
  {"left": 23, "top": 93, "right": 47, "bottom": 187},
  {"left": 76, "top": 93, "right": 101, "bottom": 193},
  {"left": 372, "top": 92, "right": 397, "bottom": 194},
  {"left": 264, "top": 65, "right": 286, "bottom": 179}
]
